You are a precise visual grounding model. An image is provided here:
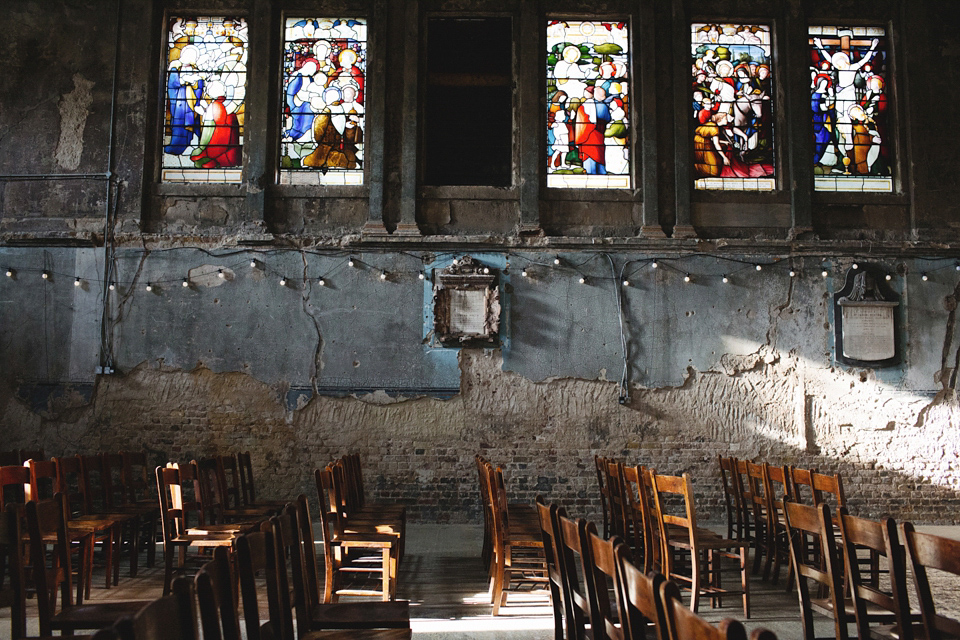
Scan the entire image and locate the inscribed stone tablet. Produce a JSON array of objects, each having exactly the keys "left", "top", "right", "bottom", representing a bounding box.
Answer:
[{"left": 841, "top": 305, "right": 895, "bottom": 361}]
